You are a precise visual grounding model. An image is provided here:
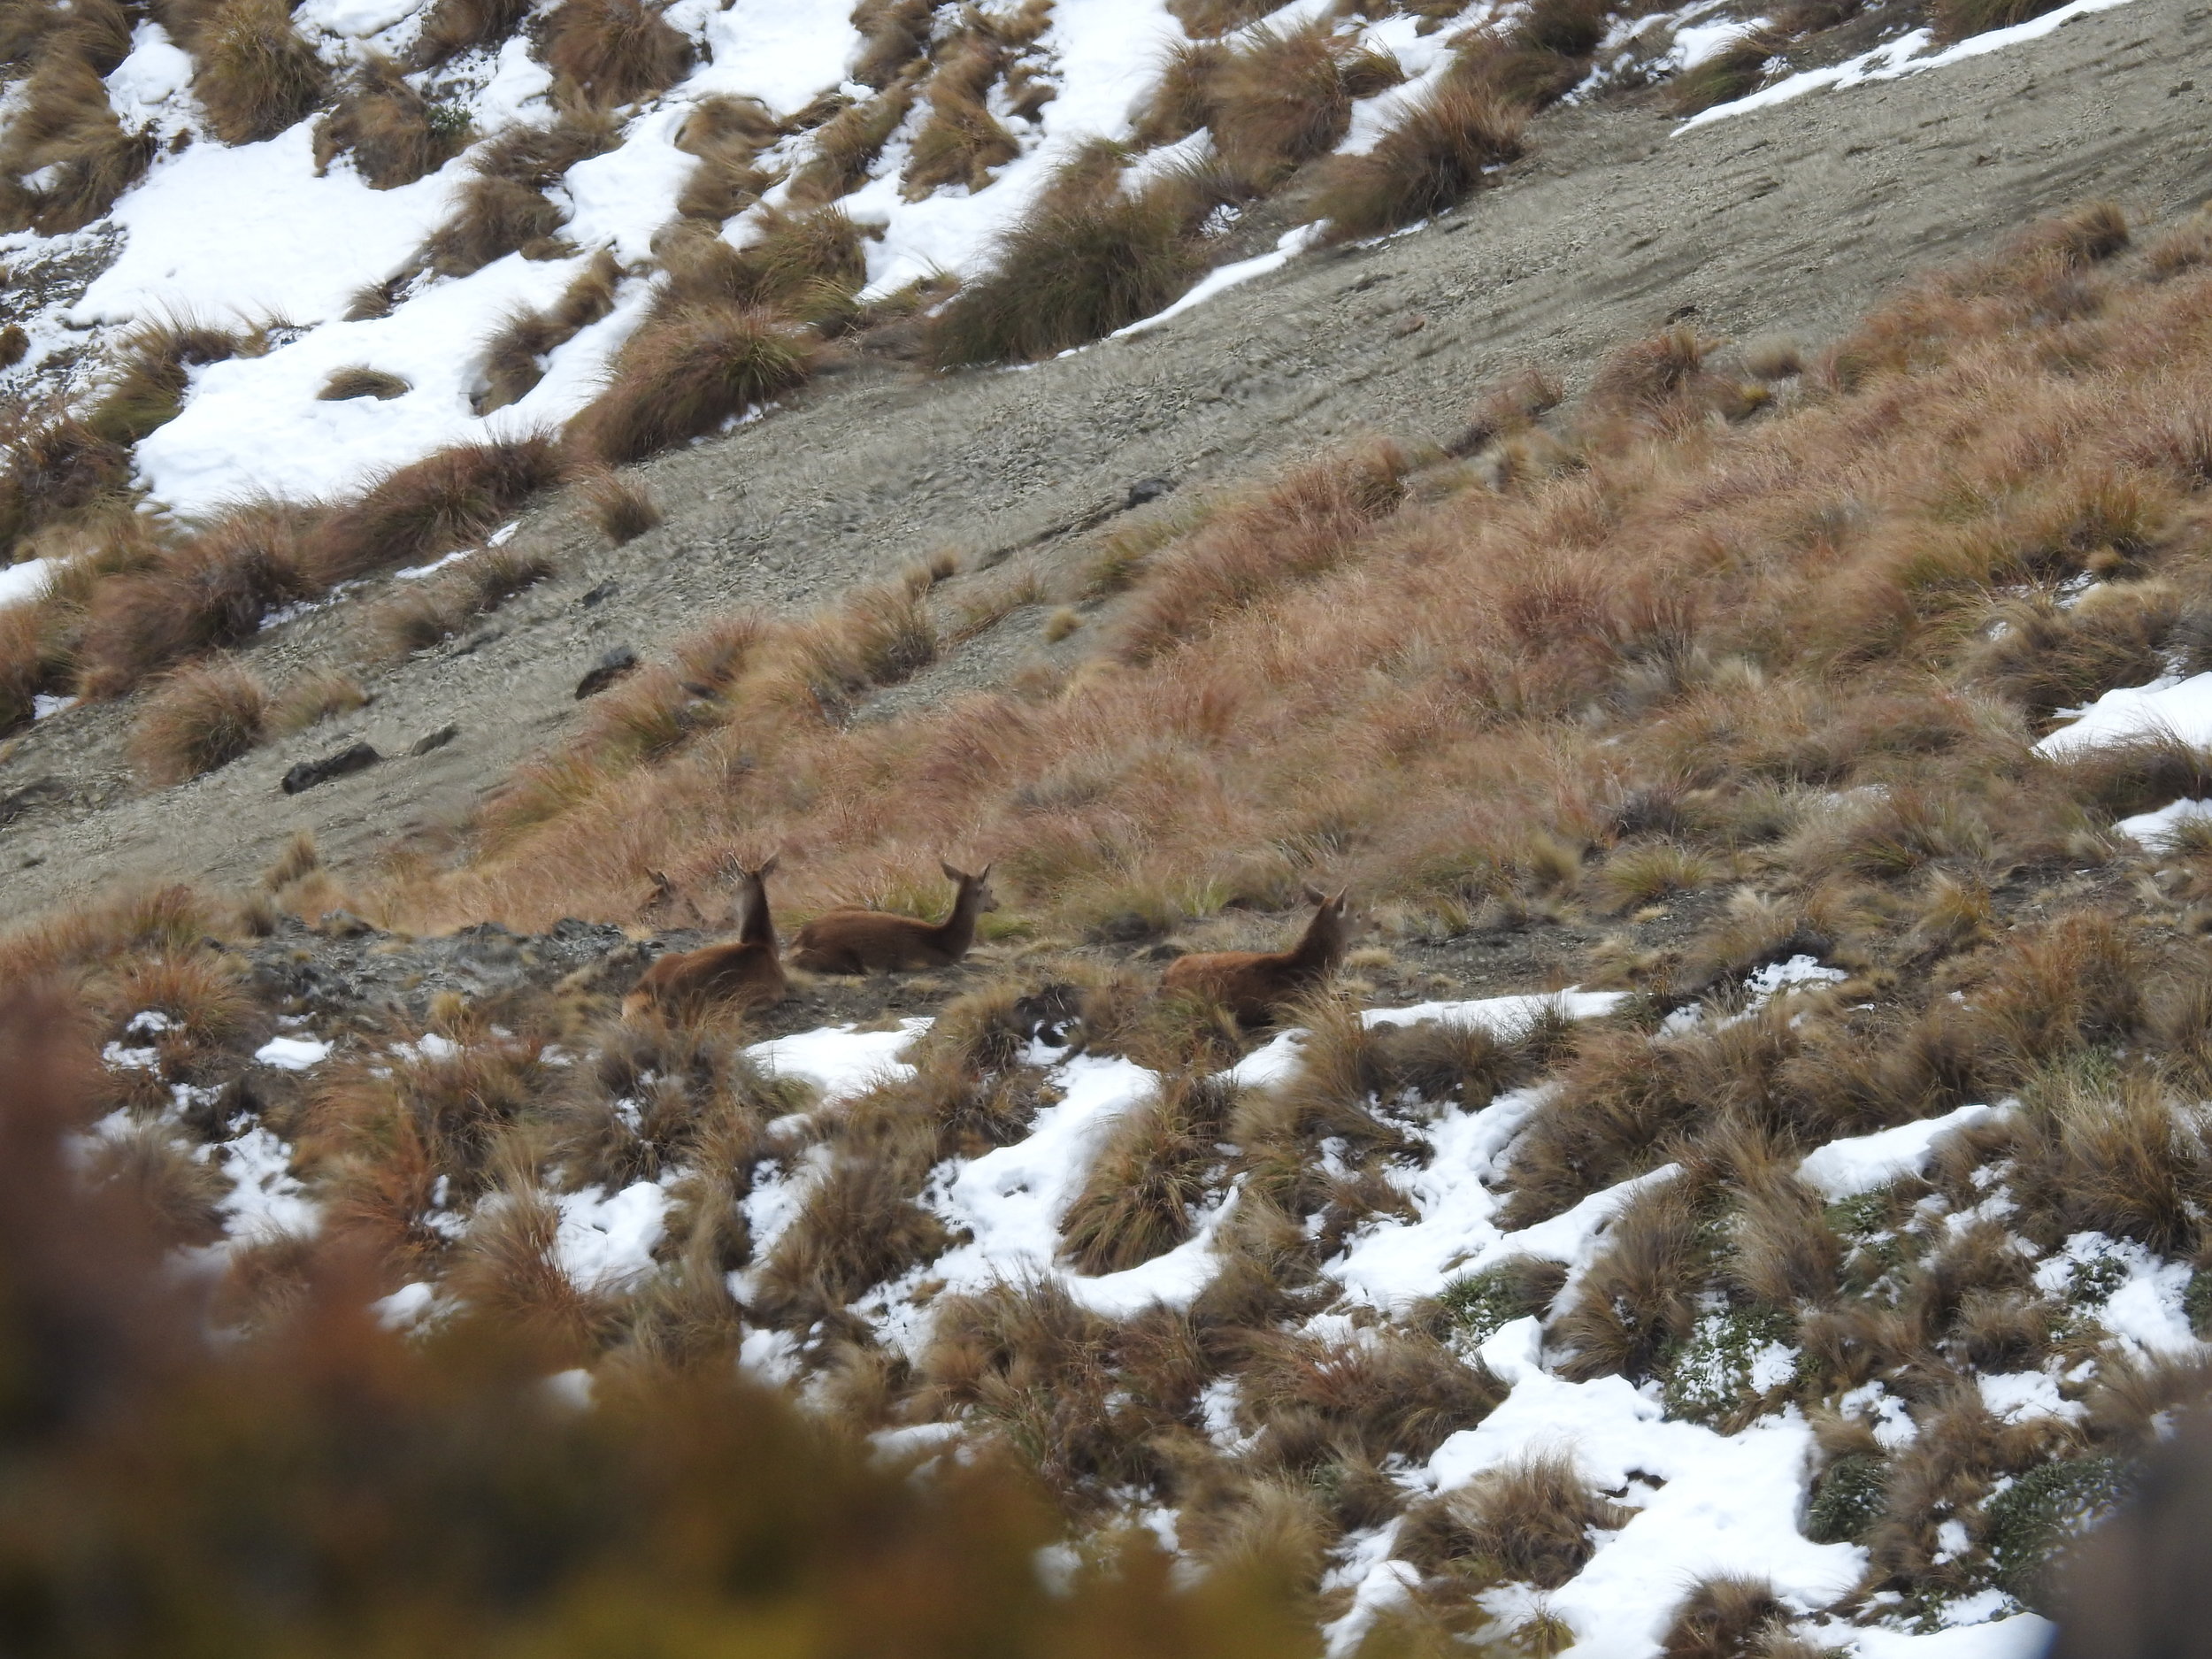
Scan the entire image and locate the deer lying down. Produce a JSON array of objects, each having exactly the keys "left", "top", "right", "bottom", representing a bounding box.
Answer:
[
  {"left": 1158, "top": 886, "right": 1357, "bottom": 1025},
  {"left": 622, "top": 856, "right": 787, "bottom": 1018},
  {"left": 790, "top": 863, "right": 996, "bottom": 973}
]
